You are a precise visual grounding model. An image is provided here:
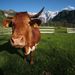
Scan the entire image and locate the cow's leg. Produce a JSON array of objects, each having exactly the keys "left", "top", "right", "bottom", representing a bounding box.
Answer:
[
  {"left": 17, "top": 49, "right": 24, "bottom": 58},
  {"left": 24, "top": 54, "right": 28, "bottom": 63},
  {"left": 24, "top": 46, "right": 30, "bottom": 63},
  {"left": 23, "top": 47, "right": 27, "bottom": 63},
  {"left": 30, "top": 51, "right": 34, "bottom": 64}
]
